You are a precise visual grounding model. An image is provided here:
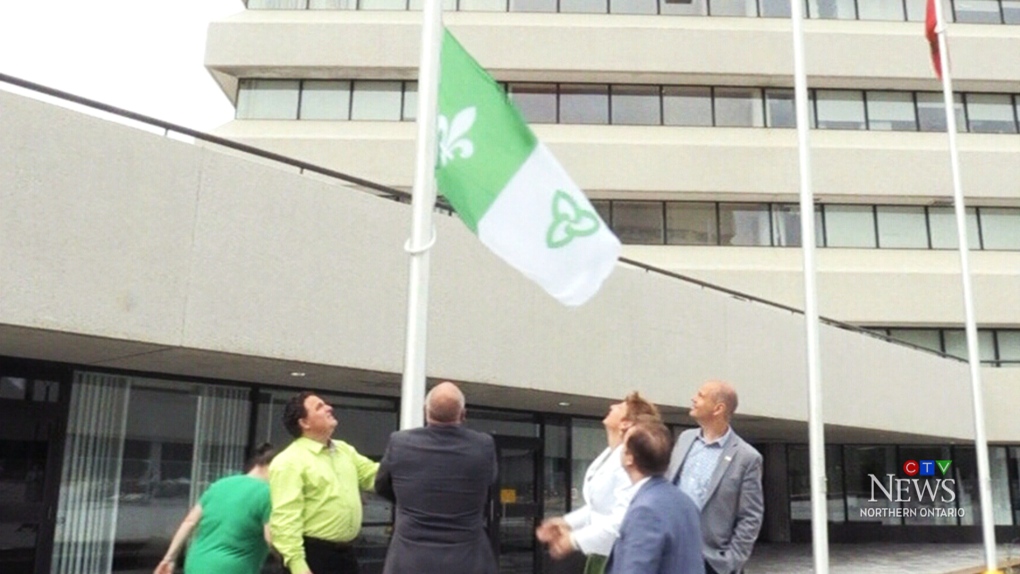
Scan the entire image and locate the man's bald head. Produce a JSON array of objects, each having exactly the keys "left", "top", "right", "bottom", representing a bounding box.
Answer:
[
  {"left": 704, "top": 380, "right": 738, "bottom": 420},
  {"left": 426, "top": 382, "right": 466, "bottom": 425}
]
